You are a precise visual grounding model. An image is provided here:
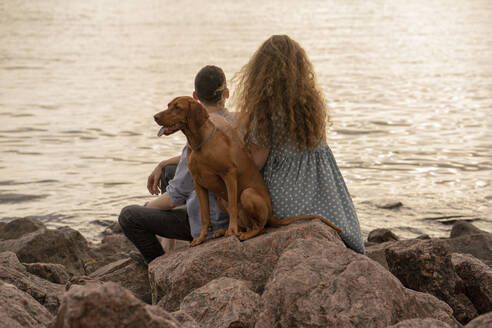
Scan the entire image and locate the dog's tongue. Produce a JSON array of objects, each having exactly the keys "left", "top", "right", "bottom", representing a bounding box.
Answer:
[{"left": 157, "top": 126, "right": 167, "bottom": 137}]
